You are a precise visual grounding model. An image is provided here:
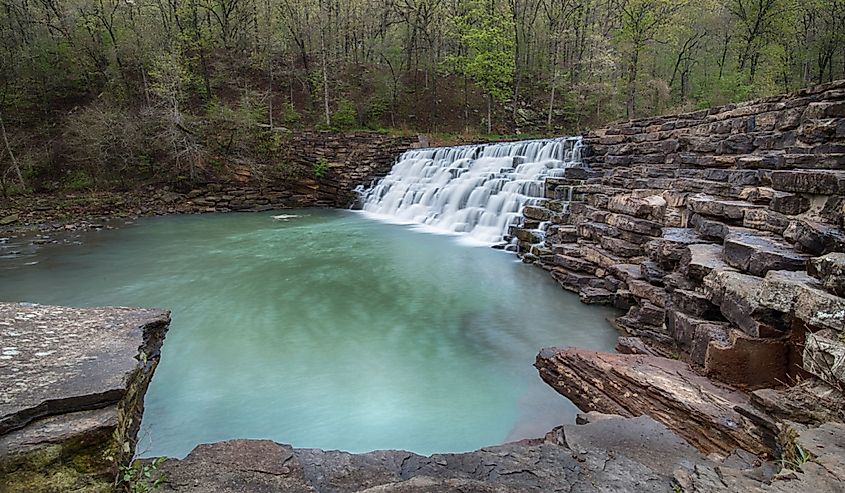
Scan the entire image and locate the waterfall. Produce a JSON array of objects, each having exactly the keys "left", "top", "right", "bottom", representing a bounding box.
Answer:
[{"left": 358, "top": 137, "right": 583, "bottom": 244}]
